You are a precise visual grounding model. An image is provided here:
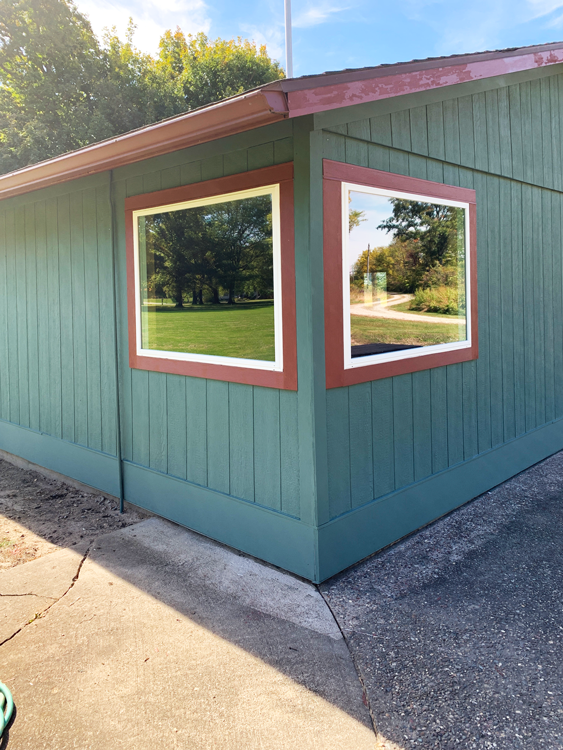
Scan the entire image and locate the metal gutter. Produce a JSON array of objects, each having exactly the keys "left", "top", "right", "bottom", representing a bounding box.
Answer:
[{"left": 0, "top": 89, "right": 288, "bottom": 200}]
